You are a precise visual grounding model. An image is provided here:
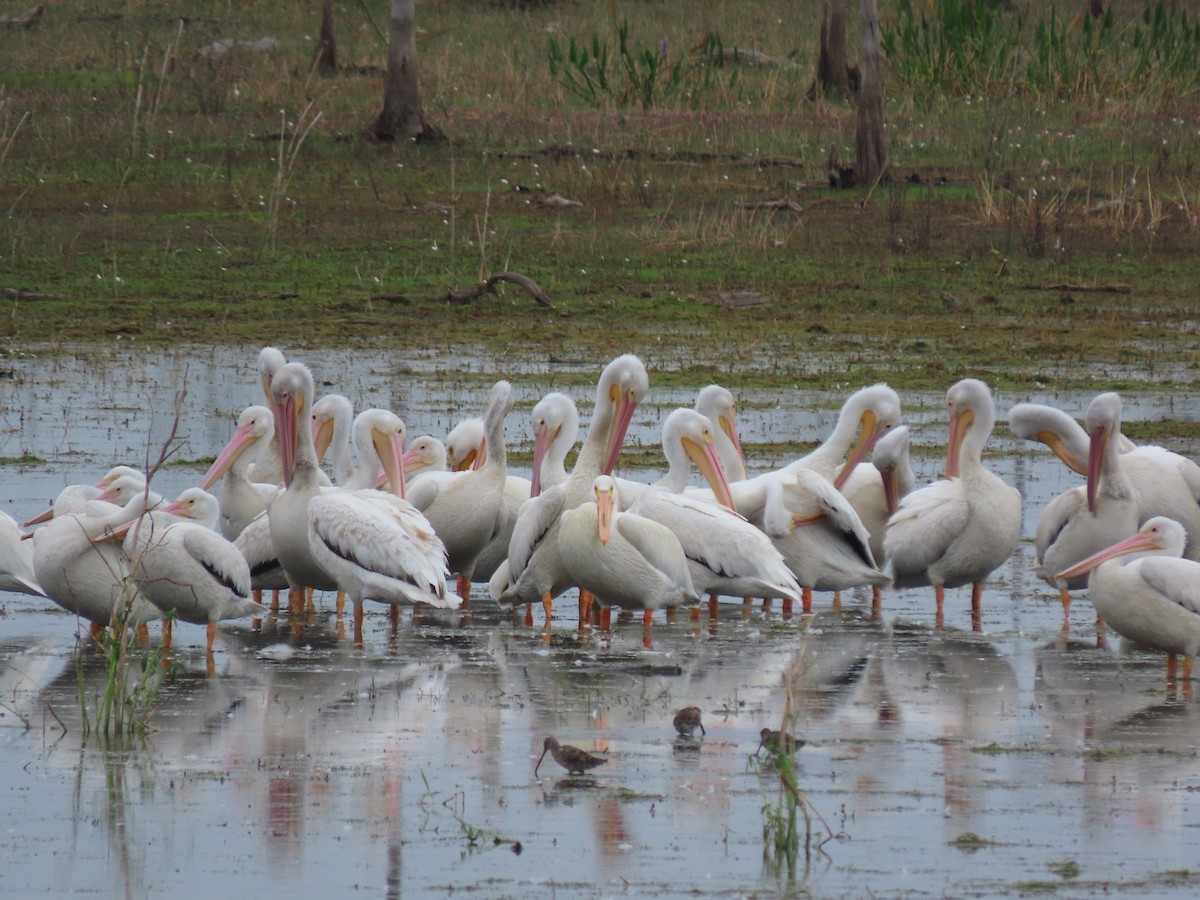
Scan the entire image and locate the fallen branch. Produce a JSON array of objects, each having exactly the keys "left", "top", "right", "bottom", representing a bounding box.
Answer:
[
  {"left": 443, "top": 271, "right": 556, "bottom": 311},
  {"left": 0, "top": 5, "right": 43, "bottom": 28},
  {"left": 1025, "top": 283, "right": 1133, "bottom": 294},
  {"left": 2, "top": 287, "right": 70, "bottom": 301}
]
